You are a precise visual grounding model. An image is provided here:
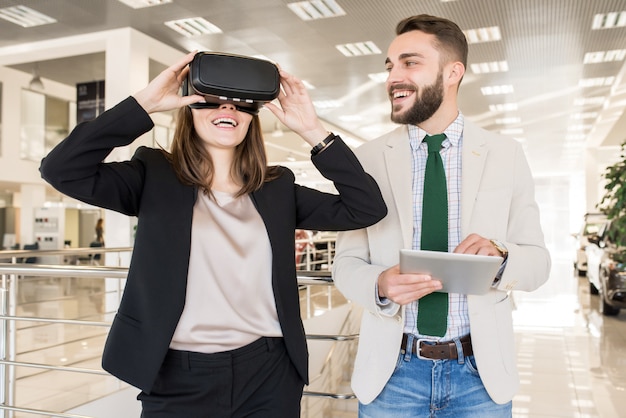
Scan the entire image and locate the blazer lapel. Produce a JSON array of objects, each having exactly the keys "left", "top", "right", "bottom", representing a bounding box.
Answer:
[
  {"left": 383, "top": 127, "right": 414, "bottom": 249},
  {"left": 461, "top": 121, "right": 489, "bottom": 236}
]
